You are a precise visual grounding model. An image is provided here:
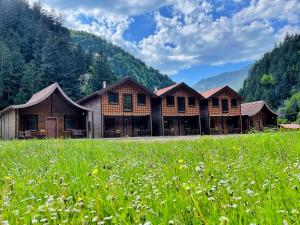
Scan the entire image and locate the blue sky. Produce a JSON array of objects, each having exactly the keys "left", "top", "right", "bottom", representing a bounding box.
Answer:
[{"left": 30, "top": 0, "right": 300, "bottom": 85}]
